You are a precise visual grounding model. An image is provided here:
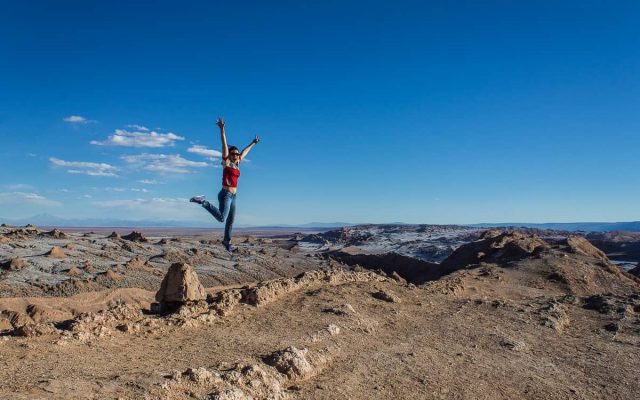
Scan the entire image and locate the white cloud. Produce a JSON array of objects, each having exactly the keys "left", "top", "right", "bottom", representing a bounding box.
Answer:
[
  {"left": 82, "top": 194, "right": 93, "bottom": 198},
  {"left": 91, "top": 197, "right": 201, "bottom": 220},
  {"left": 0, "top": 192, "right": 62, "bottom": 207},
  {"left": 138, "top": 179, "right": 162, "bottom": 185},
  {"left": 49, "top": 157, "right": 118, "bottom": 177},
  {"left": 188, "top": 144, "right": 222, "bottom": 159},
  {"left": 127, "top": 124, "right": 149, "bottom": 131},
  {"left": 121, "top": 153, "right": 208, "bottom": 173},
  {"left": 4, "top": 183, "right": 34, "bottom": 191},
  {"left": 94, "top": 187, "right": 149, "bottom": 193},
  {"left": 63, "top": 115, "right": 89, "bottom": 124},
  {"left": 91, "top": 128, "right": 184, "bottom": 148}
]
